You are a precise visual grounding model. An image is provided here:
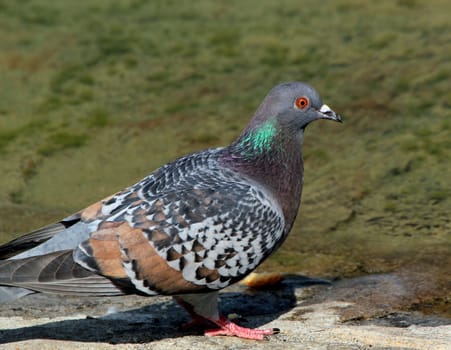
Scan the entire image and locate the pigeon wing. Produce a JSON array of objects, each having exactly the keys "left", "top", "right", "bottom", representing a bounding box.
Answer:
[{"left": 74, "top": 183, "right": 285, "bottom": 296}]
